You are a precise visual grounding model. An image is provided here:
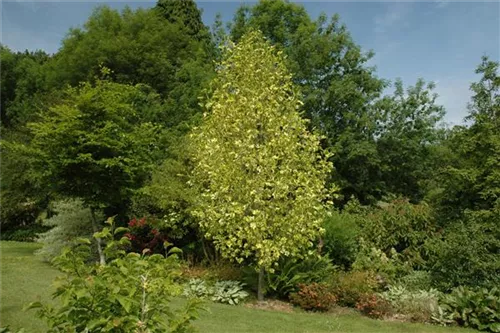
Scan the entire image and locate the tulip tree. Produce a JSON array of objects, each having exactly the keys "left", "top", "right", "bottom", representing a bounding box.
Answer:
[{"left": 191, "top": 30, "right": 334, "bottom": 300}]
